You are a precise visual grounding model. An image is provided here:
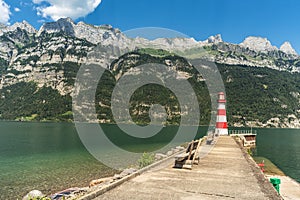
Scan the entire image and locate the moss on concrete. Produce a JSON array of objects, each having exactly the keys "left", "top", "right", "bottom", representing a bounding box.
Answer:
[{"left": 253, "top": 157, "right": 285, "bottom": 176}]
